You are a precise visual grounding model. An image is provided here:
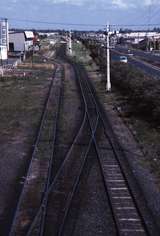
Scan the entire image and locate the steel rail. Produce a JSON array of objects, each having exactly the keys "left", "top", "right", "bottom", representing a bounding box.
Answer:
[
  {"left": 74, "top": 63, "right": 119, "bottom": 235},
  {"left": 57, "top": 59, "right": 118, "bottom": 235},
  {"left": 75, "top": 63, "right": 151, "bottom": 236},
  {"left": 26, "top": 64, "right": 95, "bottom": 235},
  {"left": 38, "top": 65, "right": 63, "bottom": 236},
  {"left": 26, "top": 114, "right": 89, "bottom": 236},
  {"left": 57, "top": 62, "right": 100, "bottom": 235},
  {"left": 26, "top": 59, "right": 101, "bottom": 236},
  {"left": 57, "top": 115, "right": 99, "bottom": 236},
  {"left": 51, "top": 59, "right": 116, "bottom": 236},
  {"left": 26, "top": 116, "right": 91, "bottom": 235},
  {"left": 85, "top": 68, "right": 153, "bottom": 236},
  {"left": 9, "top": 65, "right": 58, "bottom": 236}
]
